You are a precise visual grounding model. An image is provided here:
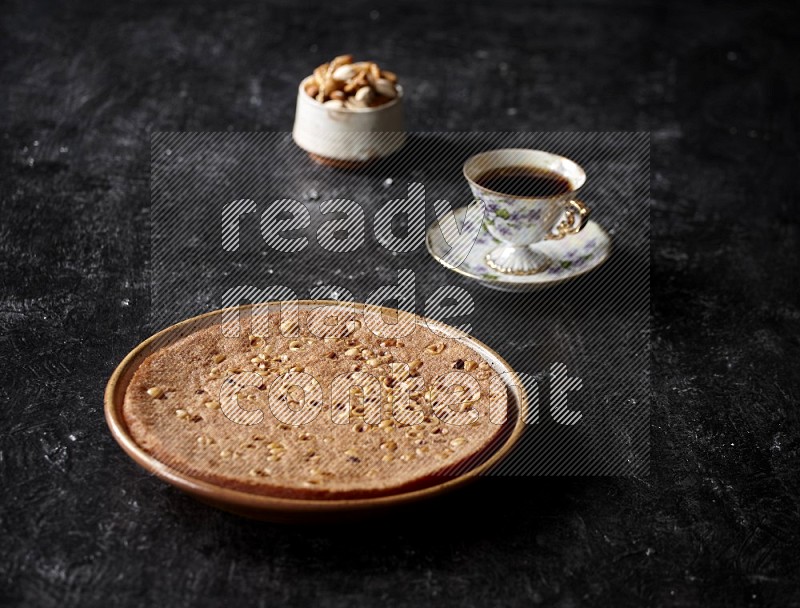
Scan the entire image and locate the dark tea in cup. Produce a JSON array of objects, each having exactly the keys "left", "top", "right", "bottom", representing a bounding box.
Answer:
[{"left": 474, "top": 166, "right": 573, "bottom": 198}]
